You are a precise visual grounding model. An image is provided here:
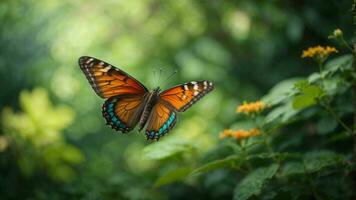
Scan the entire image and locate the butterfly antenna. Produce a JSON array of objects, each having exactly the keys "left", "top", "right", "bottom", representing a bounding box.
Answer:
[
  {"left": 157, "top": 67, "right": 163, "bottom": 87},
  {"left": 153, "top": 68, "right": 157, "bottom": 87},
  {"left": 160, "top": 70, "right": 177, "bottom": 87}
]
